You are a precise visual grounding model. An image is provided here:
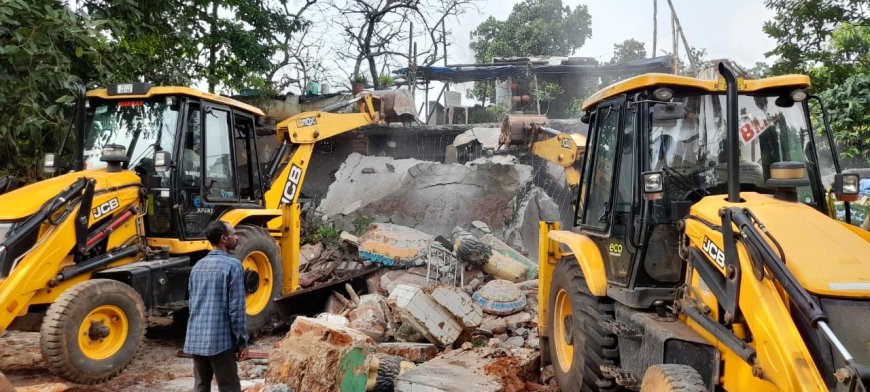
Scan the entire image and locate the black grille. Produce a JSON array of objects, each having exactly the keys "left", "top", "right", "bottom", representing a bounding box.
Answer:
[{"left": 820, "top": 297, "right": 870, "bottom": 366}]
